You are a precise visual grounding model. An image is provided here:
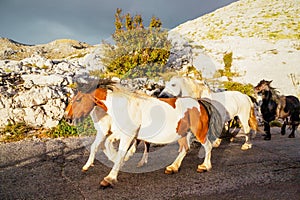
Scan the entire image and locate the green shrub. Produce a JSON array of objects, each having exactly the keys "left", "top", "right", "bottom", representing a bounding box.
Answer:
[
  {"left": 46, "top": 117, "right": 96, "bottom": 138},
  {"left": 46, "top": 119, "right": 78, "bottom": 138},
  {"left": 223, "top": 81, "right": 254, "bottom": 96},
  {"left": 101, "top": 9, "right": 171, "bottom": 79},
  {"left": 0, "top": 117, "right": 97, "bottom": 142},
  {"left": 0, "top": 122, "right": 34, "bottom": 142}
]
